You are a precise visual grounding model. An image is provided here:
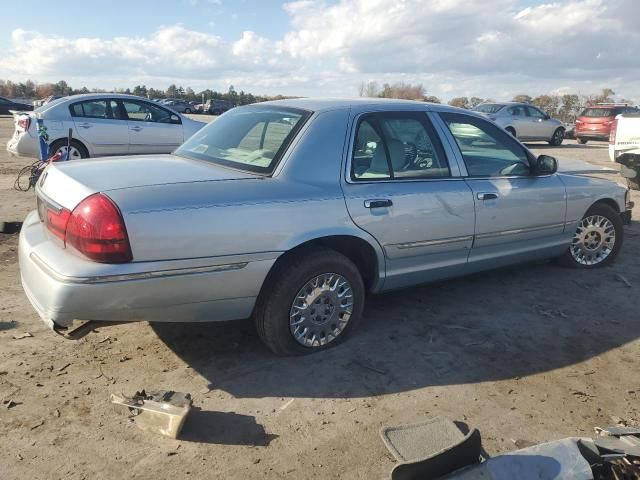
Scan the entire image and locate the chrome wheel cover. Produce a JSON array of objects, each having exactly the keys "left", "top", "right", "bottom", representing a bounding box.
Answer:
[
  {"left": 55, "top": 145, "right": 82, "bottom": 160},
  {"left": 570, "top": 215, "right": 616, "bottom": 266},
  {"left": 289, "top": 273, "right": 354, "bottom": 348}
]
